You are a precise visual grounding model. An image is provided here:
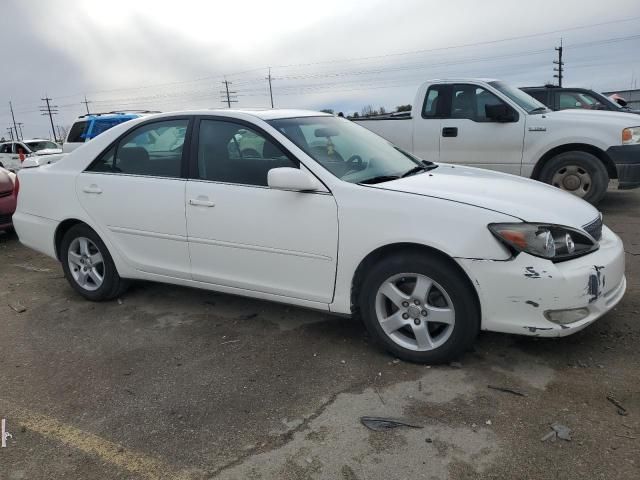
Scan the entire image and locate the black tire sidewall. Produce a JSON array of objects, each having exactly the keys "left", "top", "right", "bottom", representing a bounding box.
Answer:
[
  {"left": 60, "top": 224, "right": 120, "bottom": 301},
  {"left": 539, "top": 151, "right": 608, "bottom": 204},
  {"left": 358, "top": 253, "right": 479, "bottom": 364}
]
